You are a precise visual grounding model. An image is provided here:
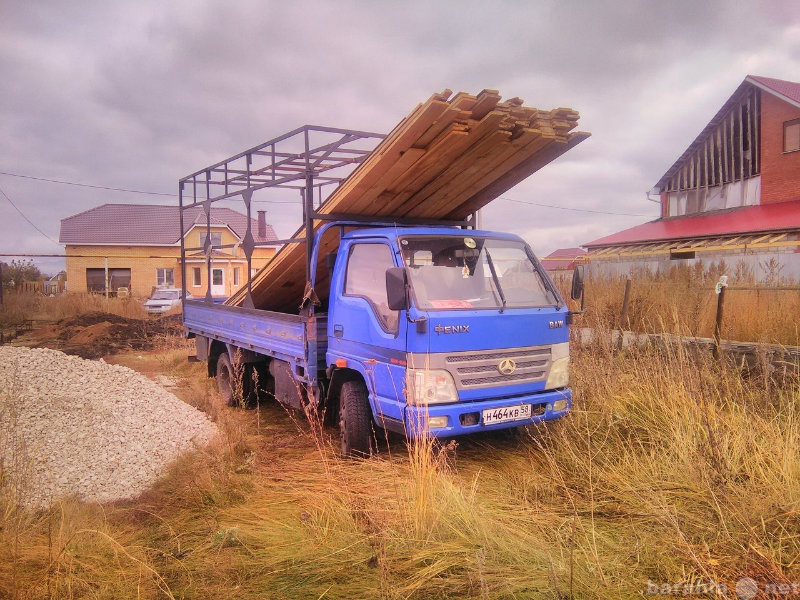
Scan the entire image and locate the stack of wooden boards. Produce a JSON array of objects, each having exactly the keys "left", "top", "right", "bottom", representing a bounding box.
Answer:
[{"left": 229, "top": 88, "right": 590, "bottom": 312}]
